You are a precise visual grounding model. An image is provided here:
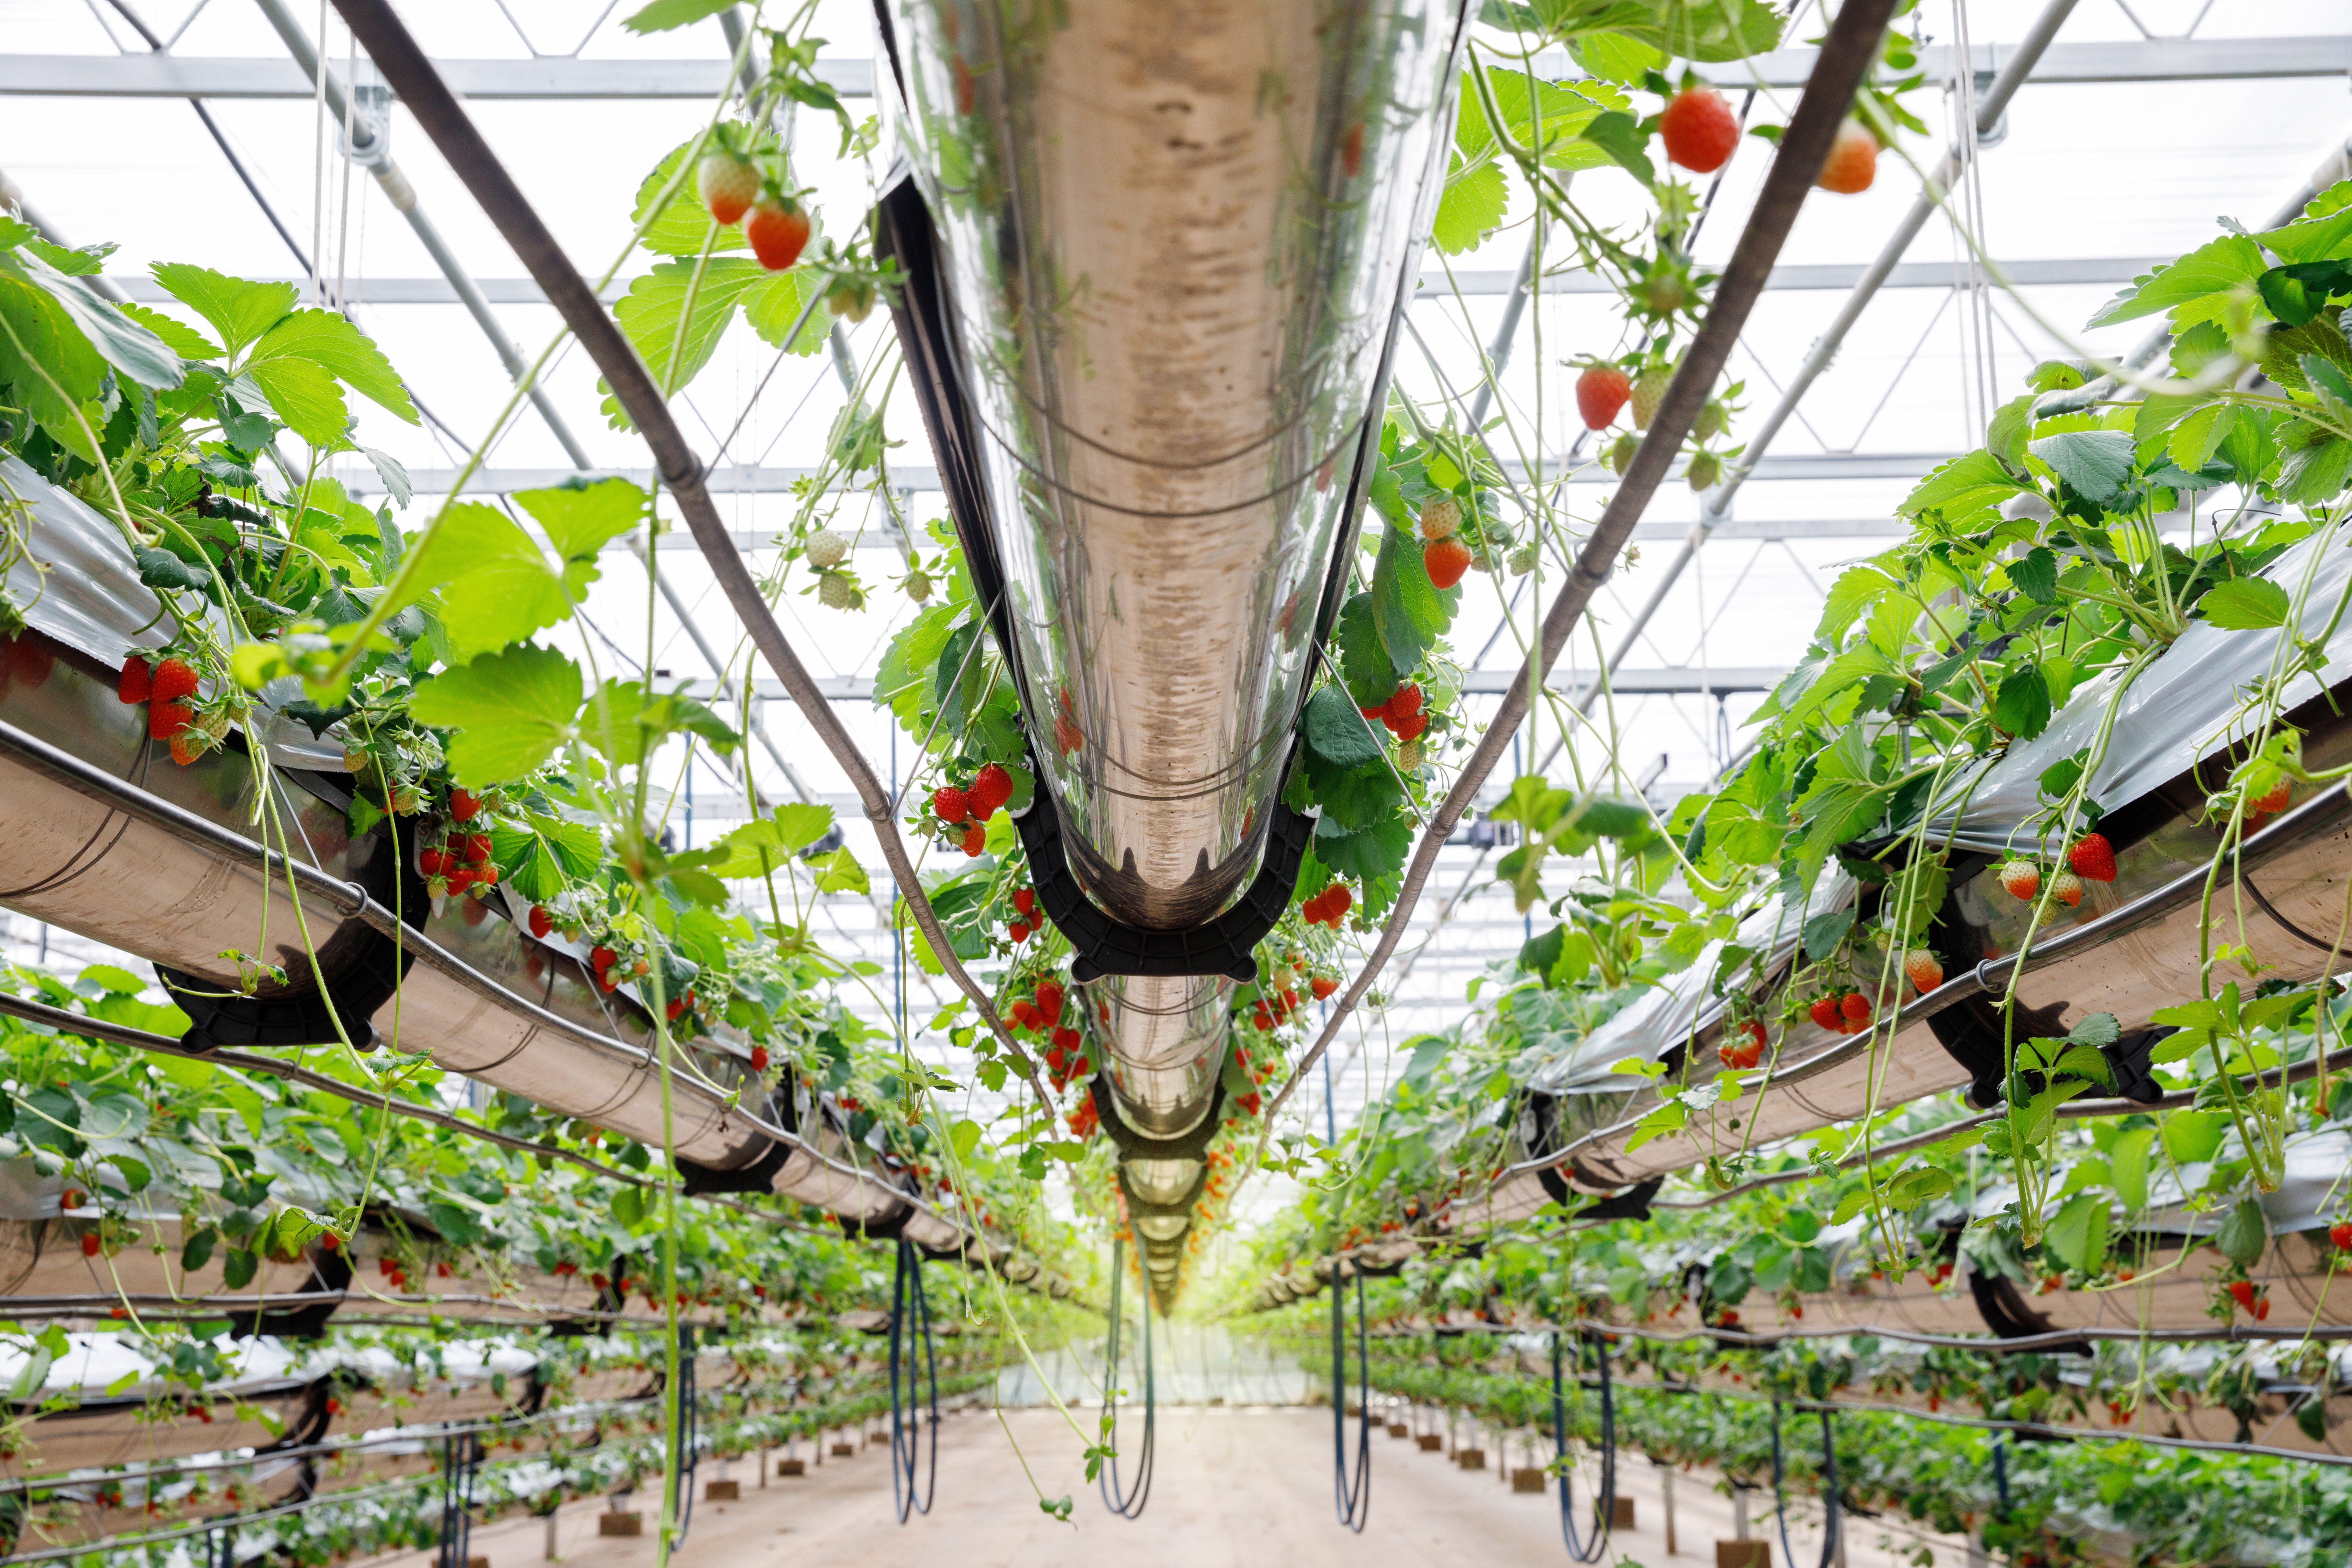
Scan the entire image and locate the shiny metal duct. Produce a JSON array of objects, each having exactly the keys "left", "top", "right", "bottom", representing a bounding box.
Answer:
[
  {"left": 885, "top": 0, "right": 1466, "bottom": 927},
  {"left": 880, "top": 0, "right": 1473, "bottom": 1260}
]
